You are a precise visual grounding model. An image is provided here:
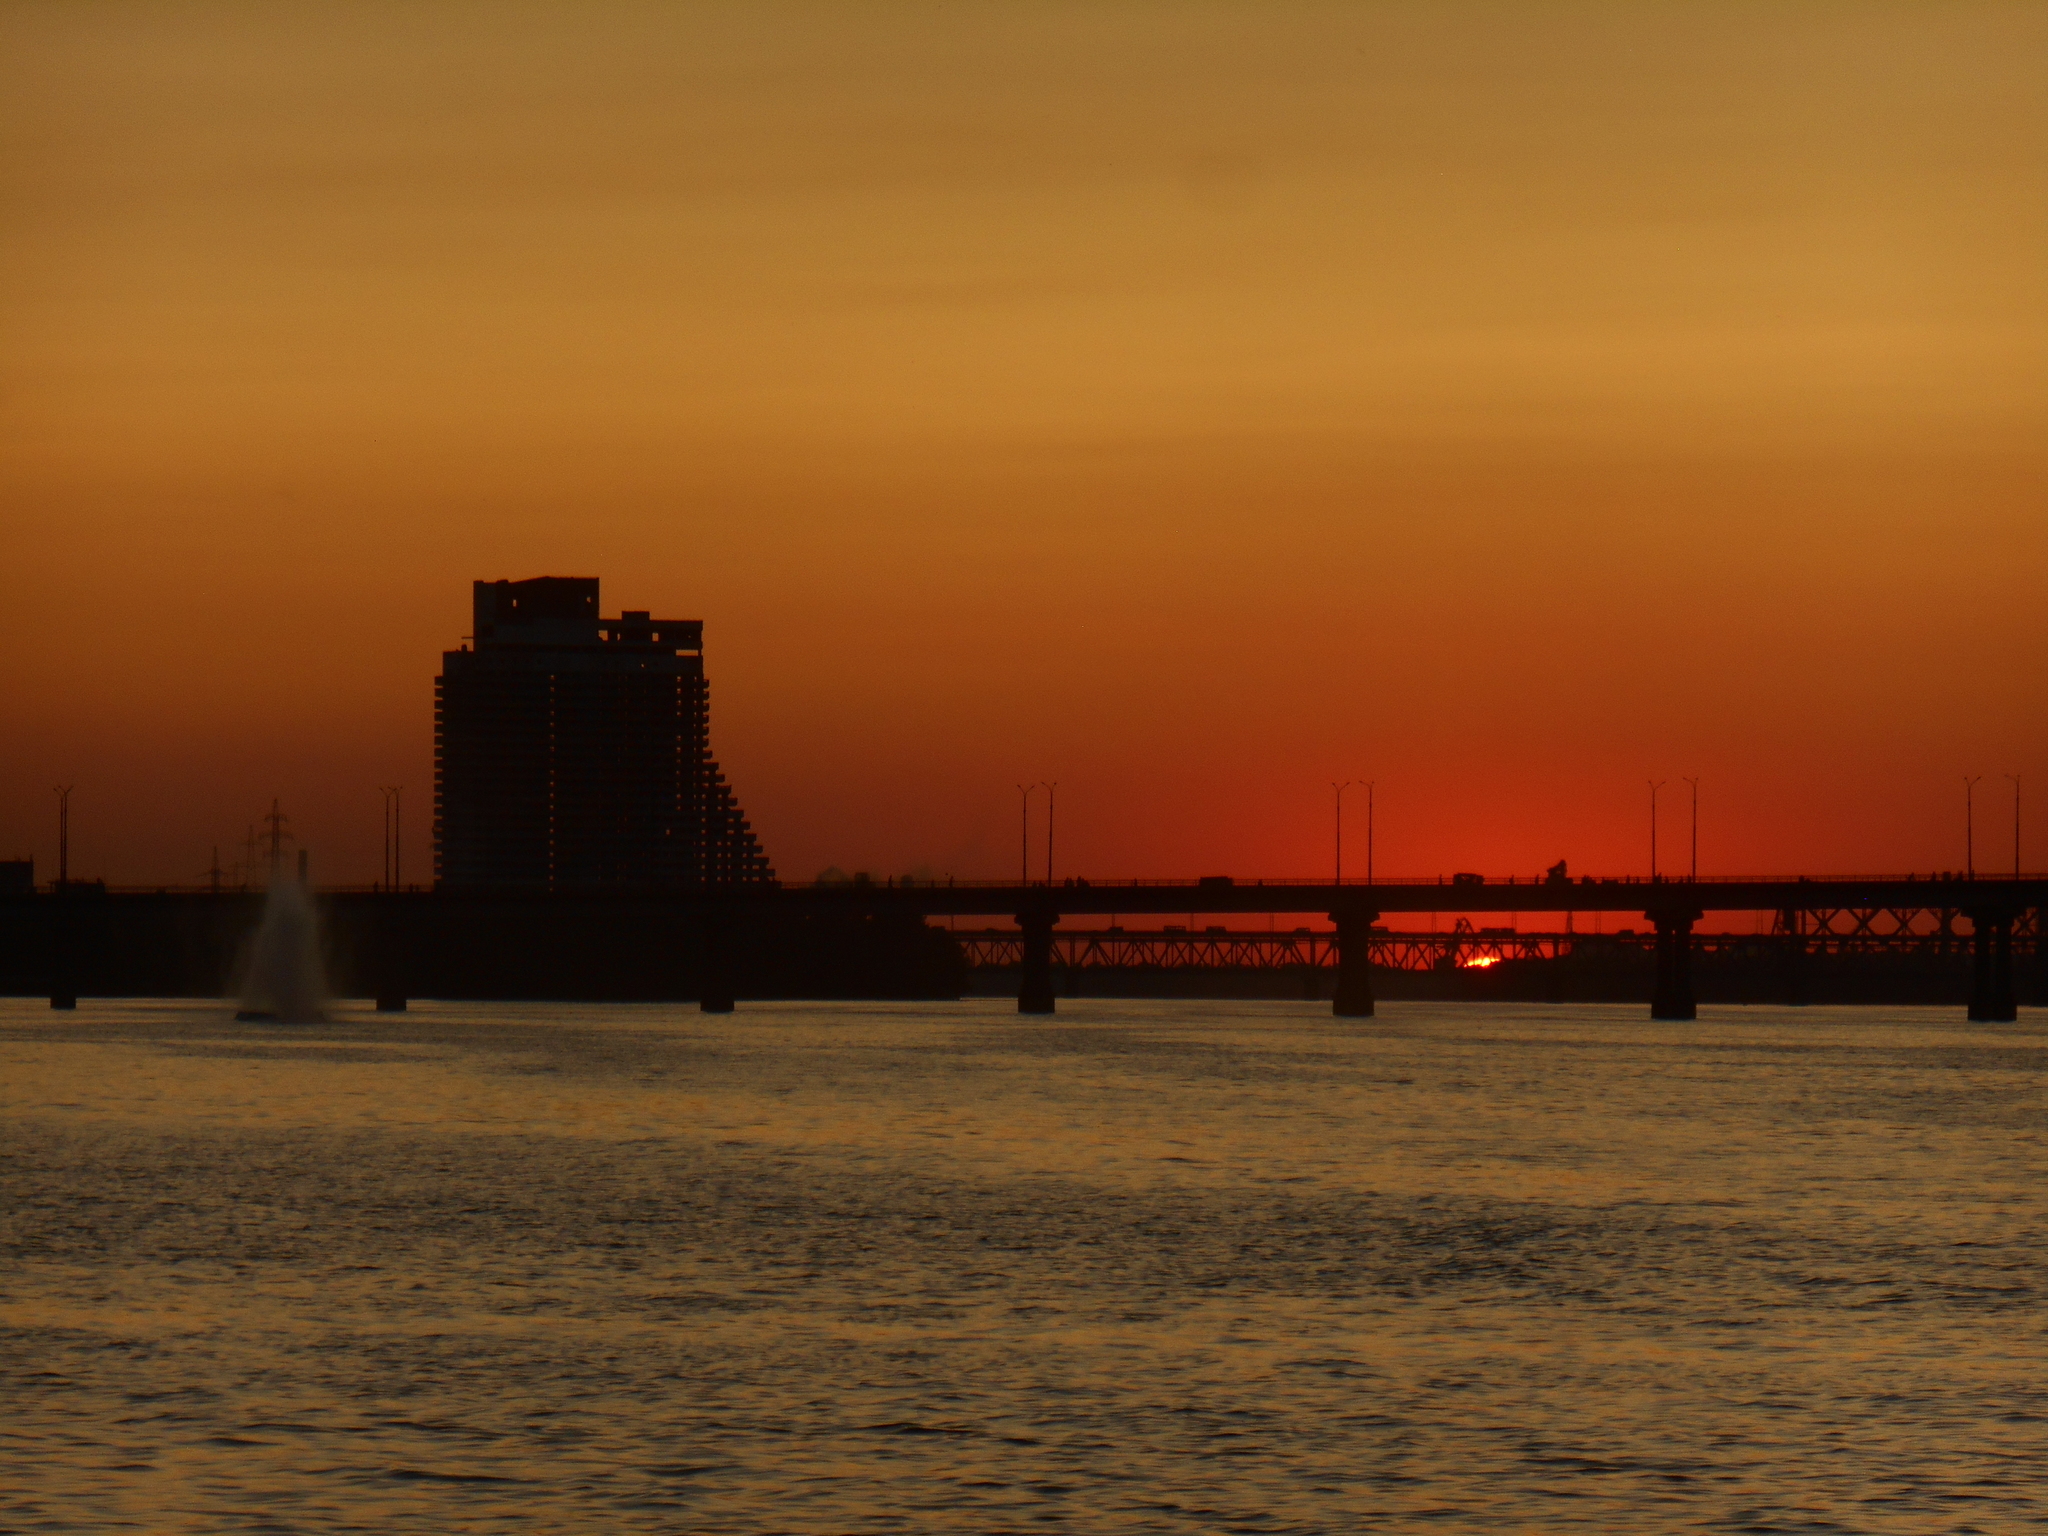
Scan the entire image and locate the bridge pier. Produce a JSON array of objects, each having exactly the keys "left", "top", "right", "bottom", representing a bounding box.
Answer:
[
  {"left": 1331, "top": 905, "right": 1379, "bottom": 1018},
  {"left": 1650, "top": 910, "right": 1699, "bottom": 1021},
  {"left": 49, "top": 890, "right": 77, "bottom": 1009},
  {"left": 1967, "top": 911, "right": 2017, "bottom": 1023},
  {"left": 699, "top": 909, "right": 736, "bottom": 1013},
  {"left": 374, "top": 899, "right": 409, "bottom": 1011},
  {"left": 1779, "top": 908, "right": 1808, "bottom": 1007},
  {"left": 2036, "top": 910, "right": 2048, "bottom": 1009},
  {"left": 1018, "top": 909, "right": 1057, "bottom": 1014},
  {"left": 1994, "top": 917, "right": 2016, "bottom": 1020}
]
